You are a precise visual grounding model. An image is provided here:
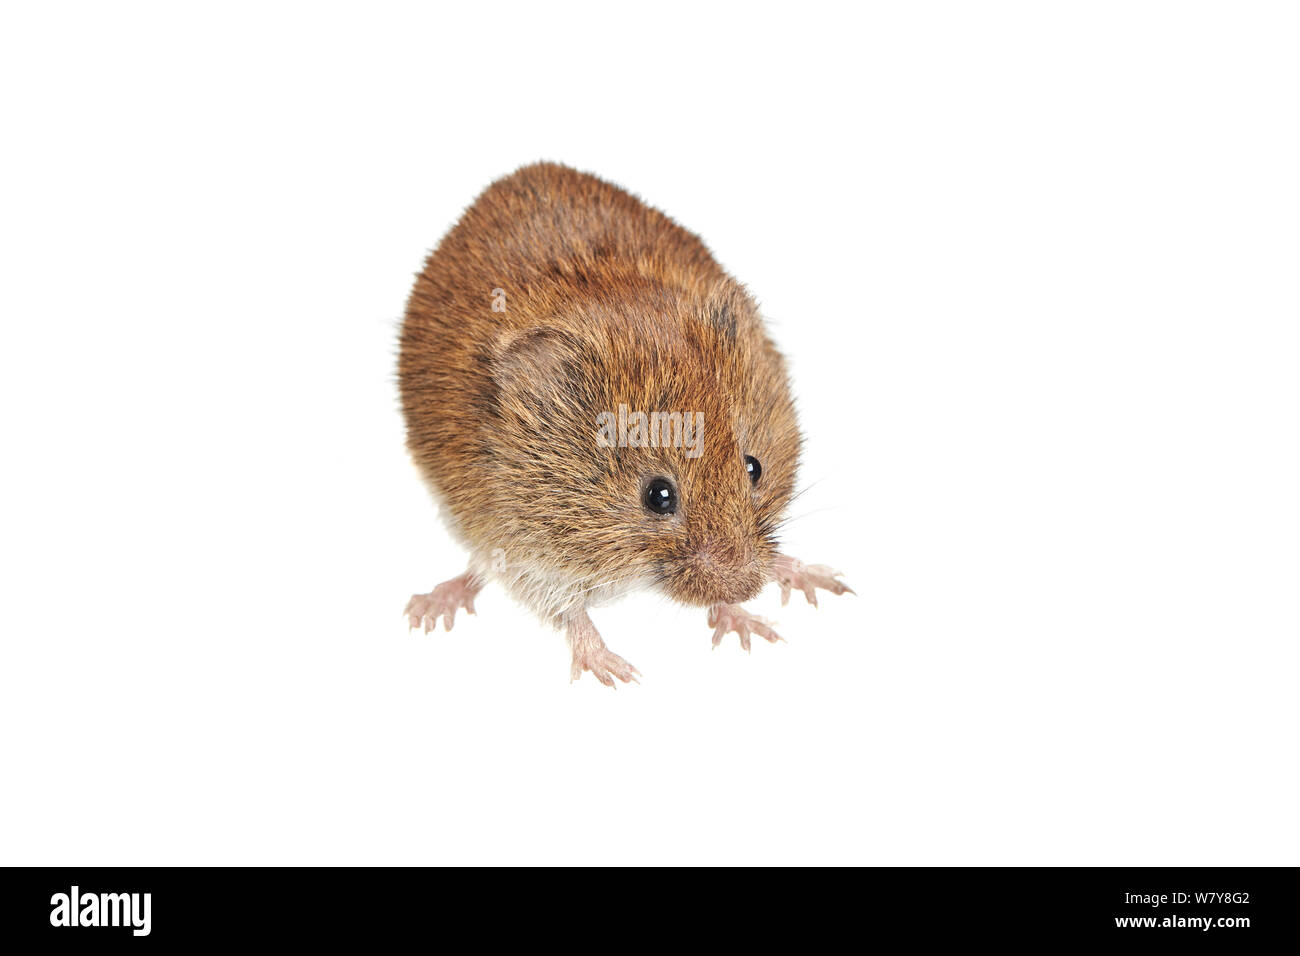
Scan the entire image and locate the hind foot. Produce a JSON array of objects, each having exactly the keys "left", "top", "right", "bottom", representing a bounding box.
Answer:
[
  {"left": 405, "top": 572, "right": 482, "bottom": 633},
  {"left": 566, "top": 609, "right": 639, "bottom": 688}
]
